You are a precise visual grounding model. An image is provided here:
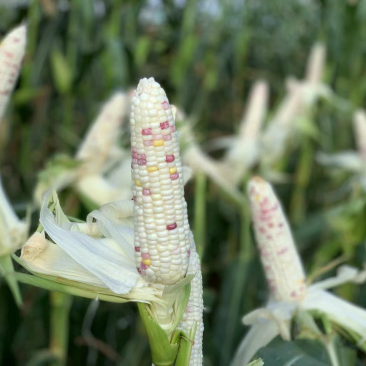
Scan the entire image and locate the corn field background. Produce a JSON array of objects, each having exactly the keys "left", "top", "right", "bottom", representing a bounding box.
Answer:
[{"left": 2, "top": 0, "right": 366, "bottom": 365}]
